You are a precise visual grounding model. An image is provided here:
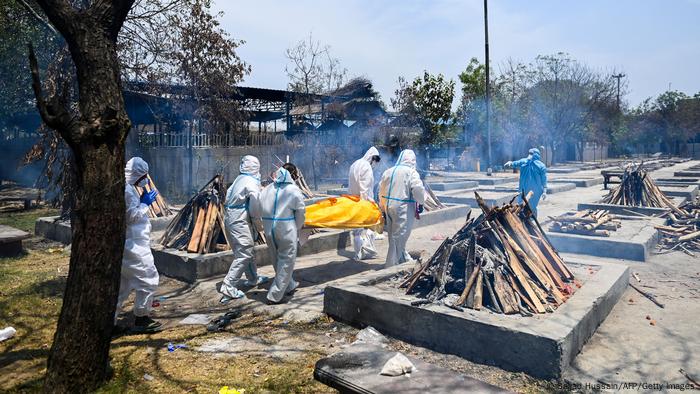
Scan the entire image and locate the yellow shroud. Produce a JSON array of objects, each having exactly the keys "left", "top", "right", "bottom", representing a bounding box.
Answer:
[{"left": 304, "top": 195, "right": 383, "bottom": 230}]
